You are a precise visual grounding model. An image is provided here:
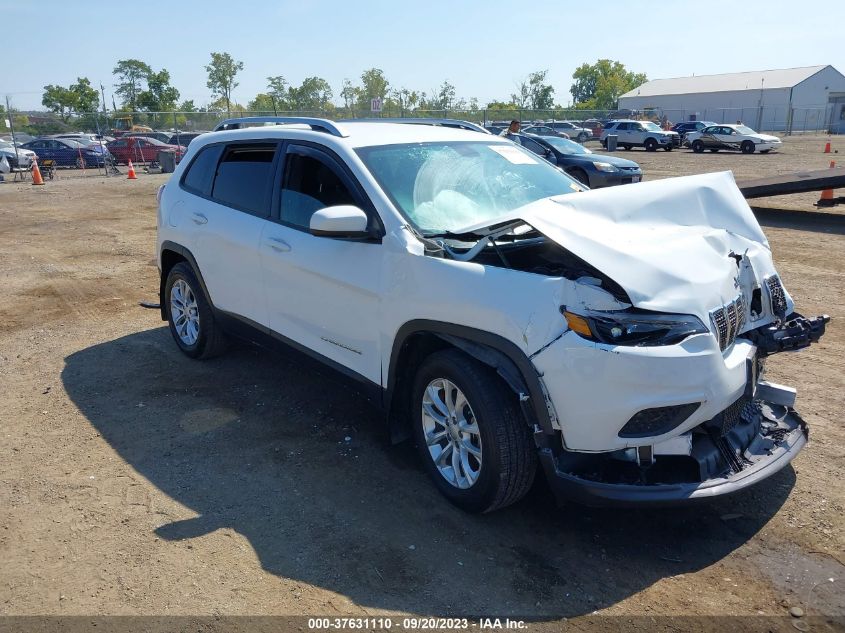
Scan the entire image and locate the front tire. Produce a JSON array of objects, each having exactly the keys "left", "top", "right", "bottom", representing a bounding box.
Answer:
[
  {"left": 411, "top": 349, "right": 536, "bottom": 513},
  {"left": 568, "top": 167, "right": 590, "bottom": 187},
  {"left": 644, "top": 138, "right": 658, "bottom": 152},
  {"left": 741, "top": 140, "right": 755, "bottom": 154},
  {"left": 164, "top": 262, "right": 228, "bottom": 359},
  {"left": 663, "top": 145, "right": 673, "bottom": 151},
  {"left": 692, "top": 140, "right": 705, "bottom": 153}
]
